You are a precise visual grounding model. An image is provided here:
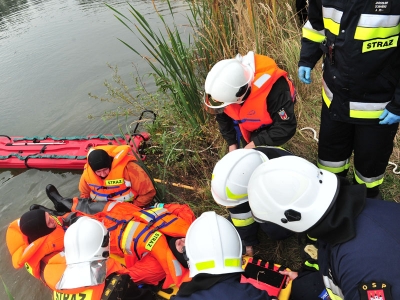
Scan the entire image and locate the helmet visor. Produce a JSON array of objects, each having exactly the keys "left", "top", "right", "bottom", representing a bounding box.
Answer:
[{"left": 203, "top": 93, "right": 231, "bottom": 109}]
